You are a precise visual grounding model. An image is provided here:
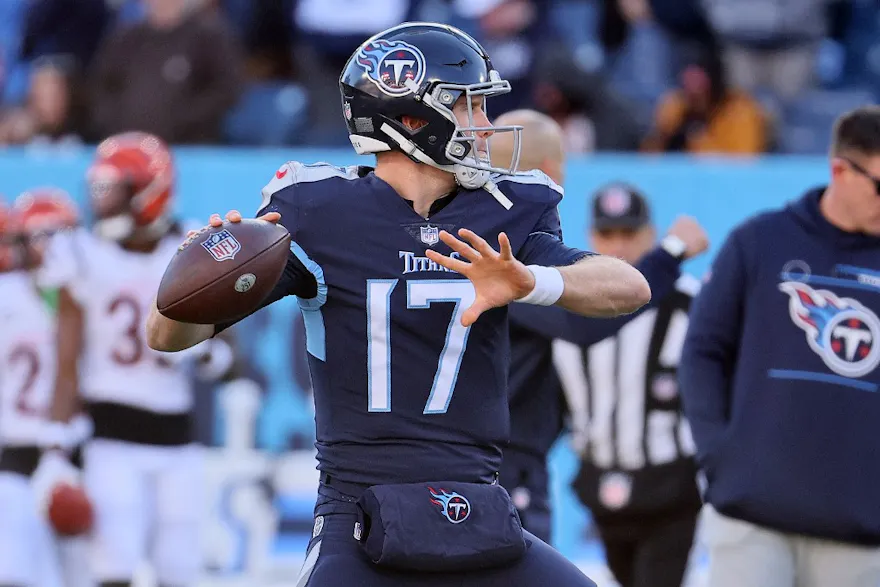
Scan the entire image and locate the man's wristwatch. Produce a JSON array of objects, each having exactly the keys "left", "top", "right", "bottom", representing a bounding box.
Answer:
[{"left": 660, "top": 235, "right": 687, "bottom": 260}]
